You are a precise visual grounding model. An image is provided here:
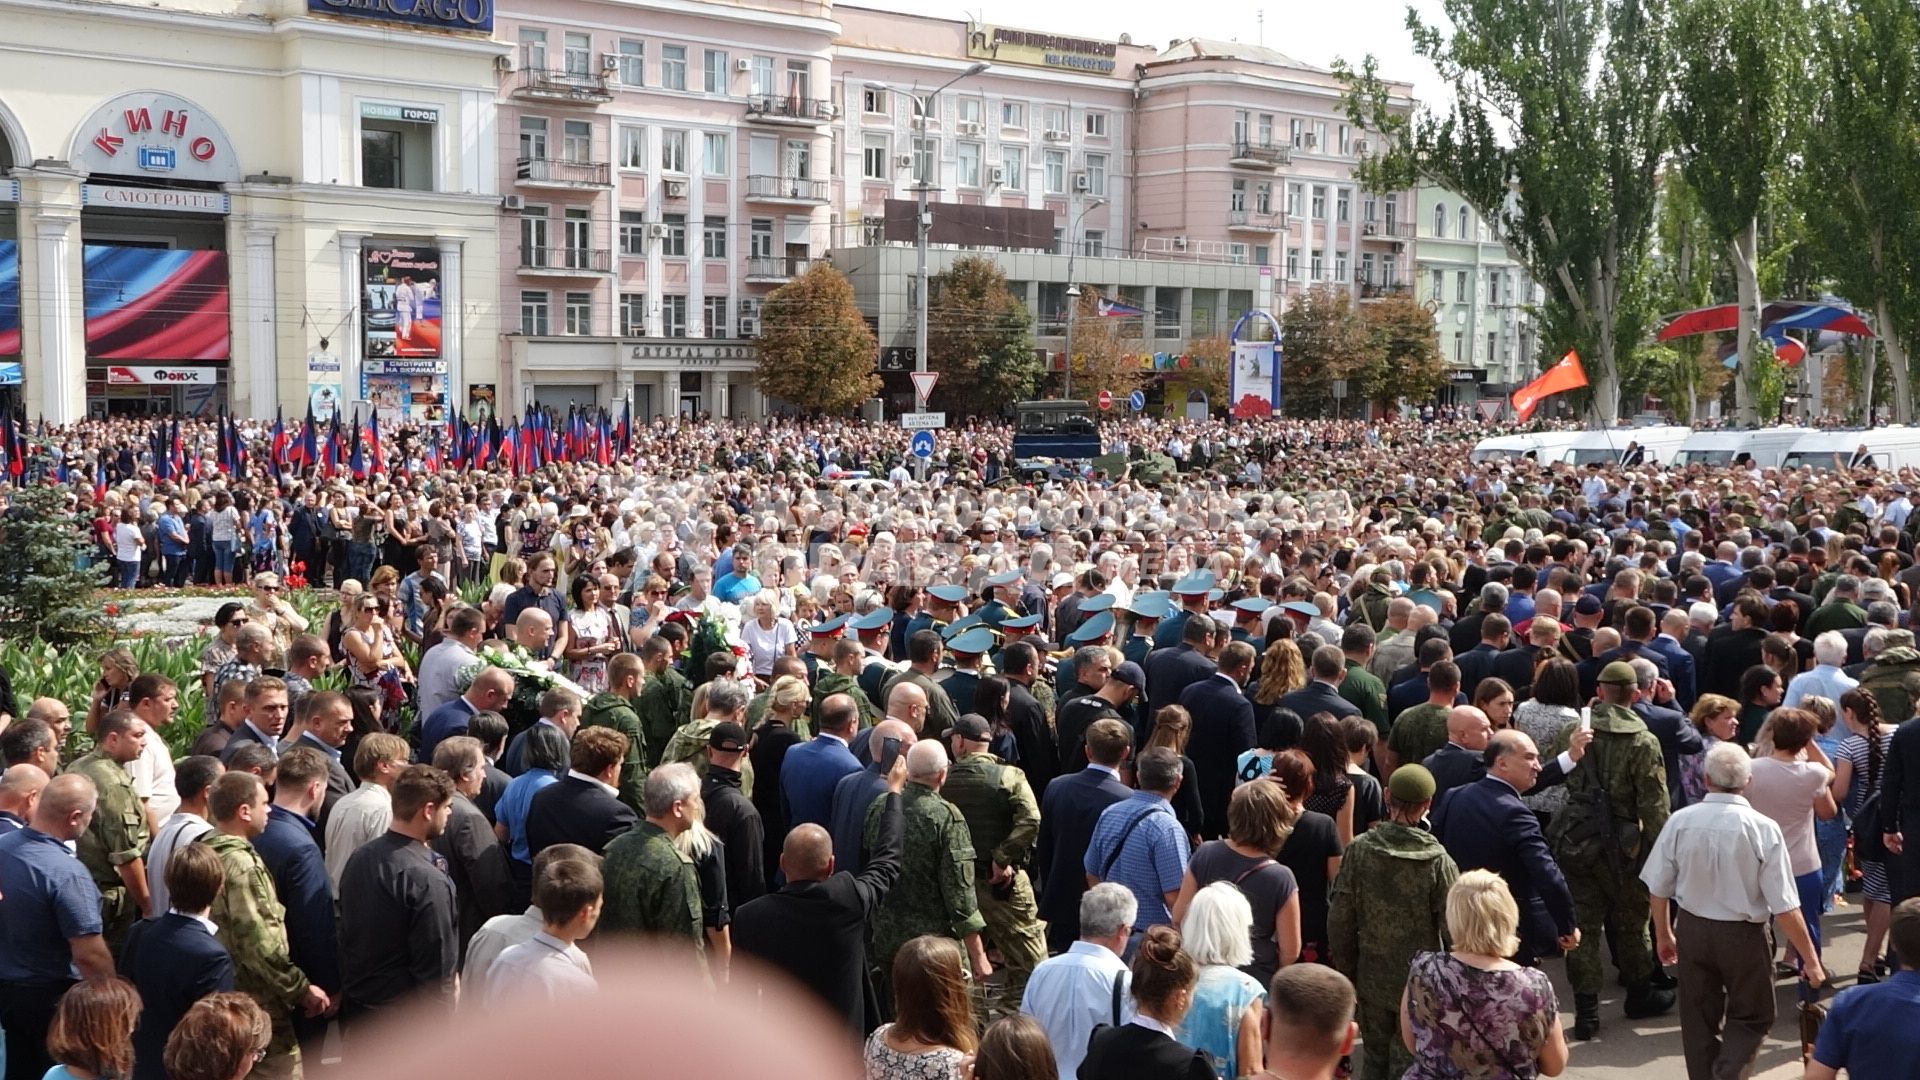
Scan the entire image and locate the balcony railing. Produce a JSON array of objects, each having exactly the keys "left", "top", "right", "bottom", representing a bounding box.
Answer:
[
  {"left": 745, "top": 95, "right": 834, "bottom": 123},
  {"left": 746, "top": 256, "right": 811, "bottom": 281},
  {"left": 1359, "top": 279, "right": 1412, "bottom": 299},
  {"left": 512, "top": 68, "right": 613, "bottom": 103},
  {"left": 1360, "top": 221, "right": 1416, "bottom": 240},
  {"left": 1229, "top": 140, "right": 1292, "bottom": 167},
  {"left": 516, "top": 157, "right": 611, "bottom": 187},
  {"left": 519, "top": 246, "right": 612, "bottom": 273},
  {"left": 746, "top": 174, "right": 829, "bottom": 203},
  {"left": 1227, "top": 209, "right": 1283, "bottom": 231}
]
